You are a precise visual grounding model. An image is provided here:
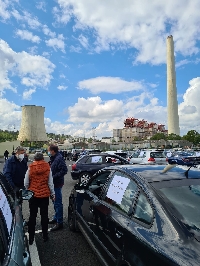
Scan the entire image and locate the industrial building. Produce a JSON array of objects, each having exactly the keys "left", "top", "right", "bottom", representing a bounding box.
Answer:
[{"left": 113, "top": 117, "right": 168, "bottom": 143}]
